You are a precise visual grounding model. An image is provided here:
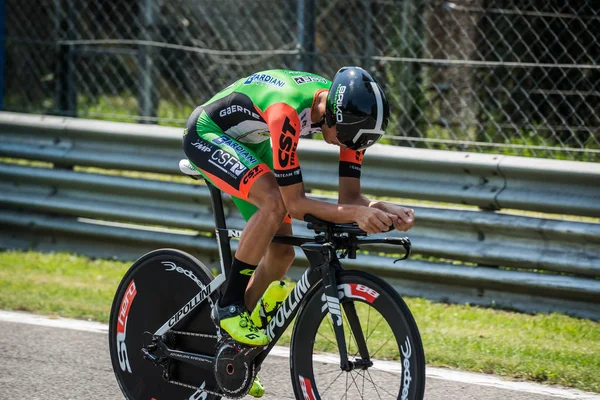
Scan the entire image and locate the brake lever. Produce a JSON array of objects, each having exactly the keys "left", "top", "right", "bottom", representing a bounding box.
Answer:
[
  {"left": 356, "top": 237, "right": 411, "bottom": 262},
  {"left": 386, "top": 237, "right": 411, "bottom": 263}
]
